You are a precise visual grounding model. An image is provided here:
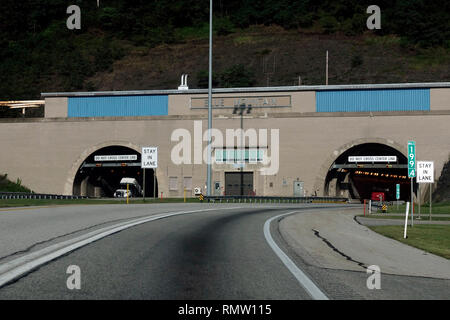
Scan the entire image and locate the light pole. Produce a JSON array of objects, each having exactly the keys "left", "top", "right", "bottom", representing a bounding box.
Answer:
[
  {"left": 233, "top": 103, "right": 252, "bottom": 195},
  {"left": 206, "top": 0, "right": 213, "bottom": 197}
]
